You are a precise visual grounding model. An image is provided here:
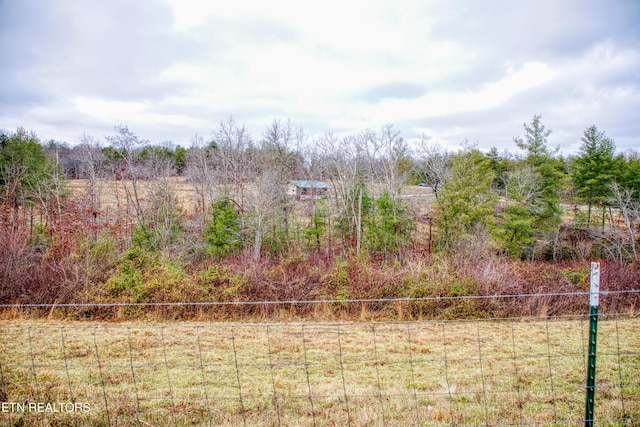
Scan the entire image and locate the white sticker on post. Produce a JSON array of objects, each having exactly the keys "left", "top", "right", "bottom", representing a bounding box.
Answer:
[{"left": 590, "top": 262, "right": 600, "bottom": 307}]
